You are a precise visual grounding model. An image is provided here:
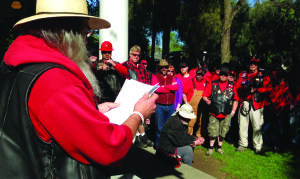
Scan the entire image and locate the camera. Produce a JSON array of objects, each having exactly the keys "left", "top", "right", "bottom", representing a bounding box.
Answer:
[{"left": 105, "top": 62, "right": 112, "bottom": 68}]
